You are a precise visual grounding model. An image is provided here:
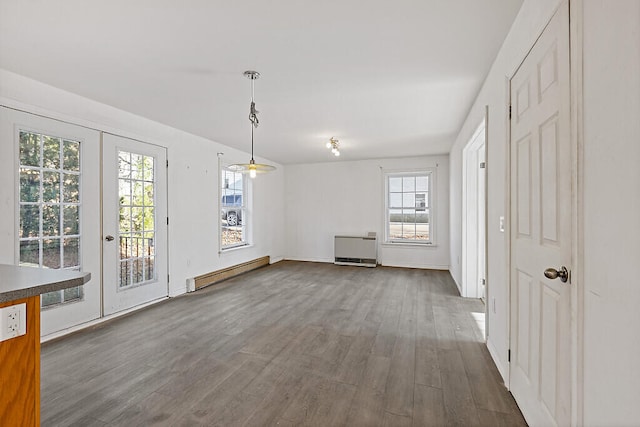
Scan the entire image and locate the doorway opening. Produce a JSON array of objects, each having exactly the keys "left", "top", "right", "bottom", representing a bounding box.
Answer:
[{"left": 462, "top": 117, "right": 487, "bottom": 304}]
